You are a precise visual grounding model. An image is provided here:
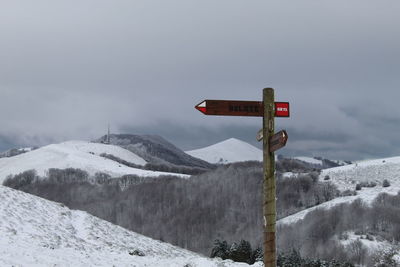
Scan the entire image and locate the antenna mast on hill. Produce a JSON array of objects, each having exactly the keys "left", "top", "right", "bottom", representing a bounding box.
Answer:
[{"left": 107, "top": 123, "right": 111, "bottom": 144}]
